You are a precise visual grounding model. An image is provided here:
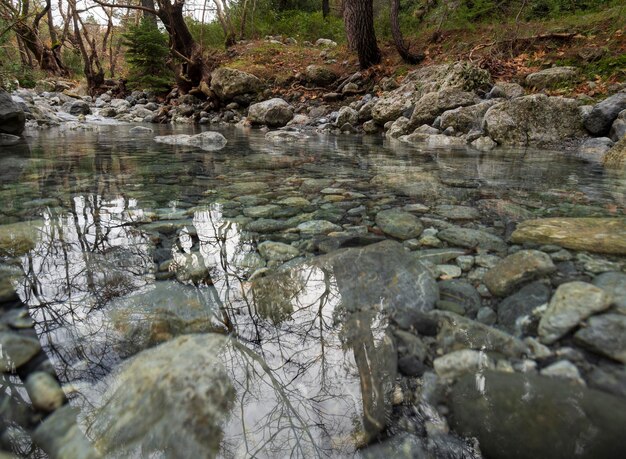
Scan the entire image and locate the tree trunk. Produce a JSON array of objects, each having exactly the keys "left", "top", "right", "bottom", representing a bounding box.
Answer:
[
  {"left": 322, "top": 0, "right": 330, "bottom": 18},
  {"left": 390, "top": 0, "right": 424, "bottom": 64},
  {"left": 142, "top": 0, "right": 158, "bottom": 25},
  {"left": 343, "top": 0, "right": 381, "bottom": 69}
]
